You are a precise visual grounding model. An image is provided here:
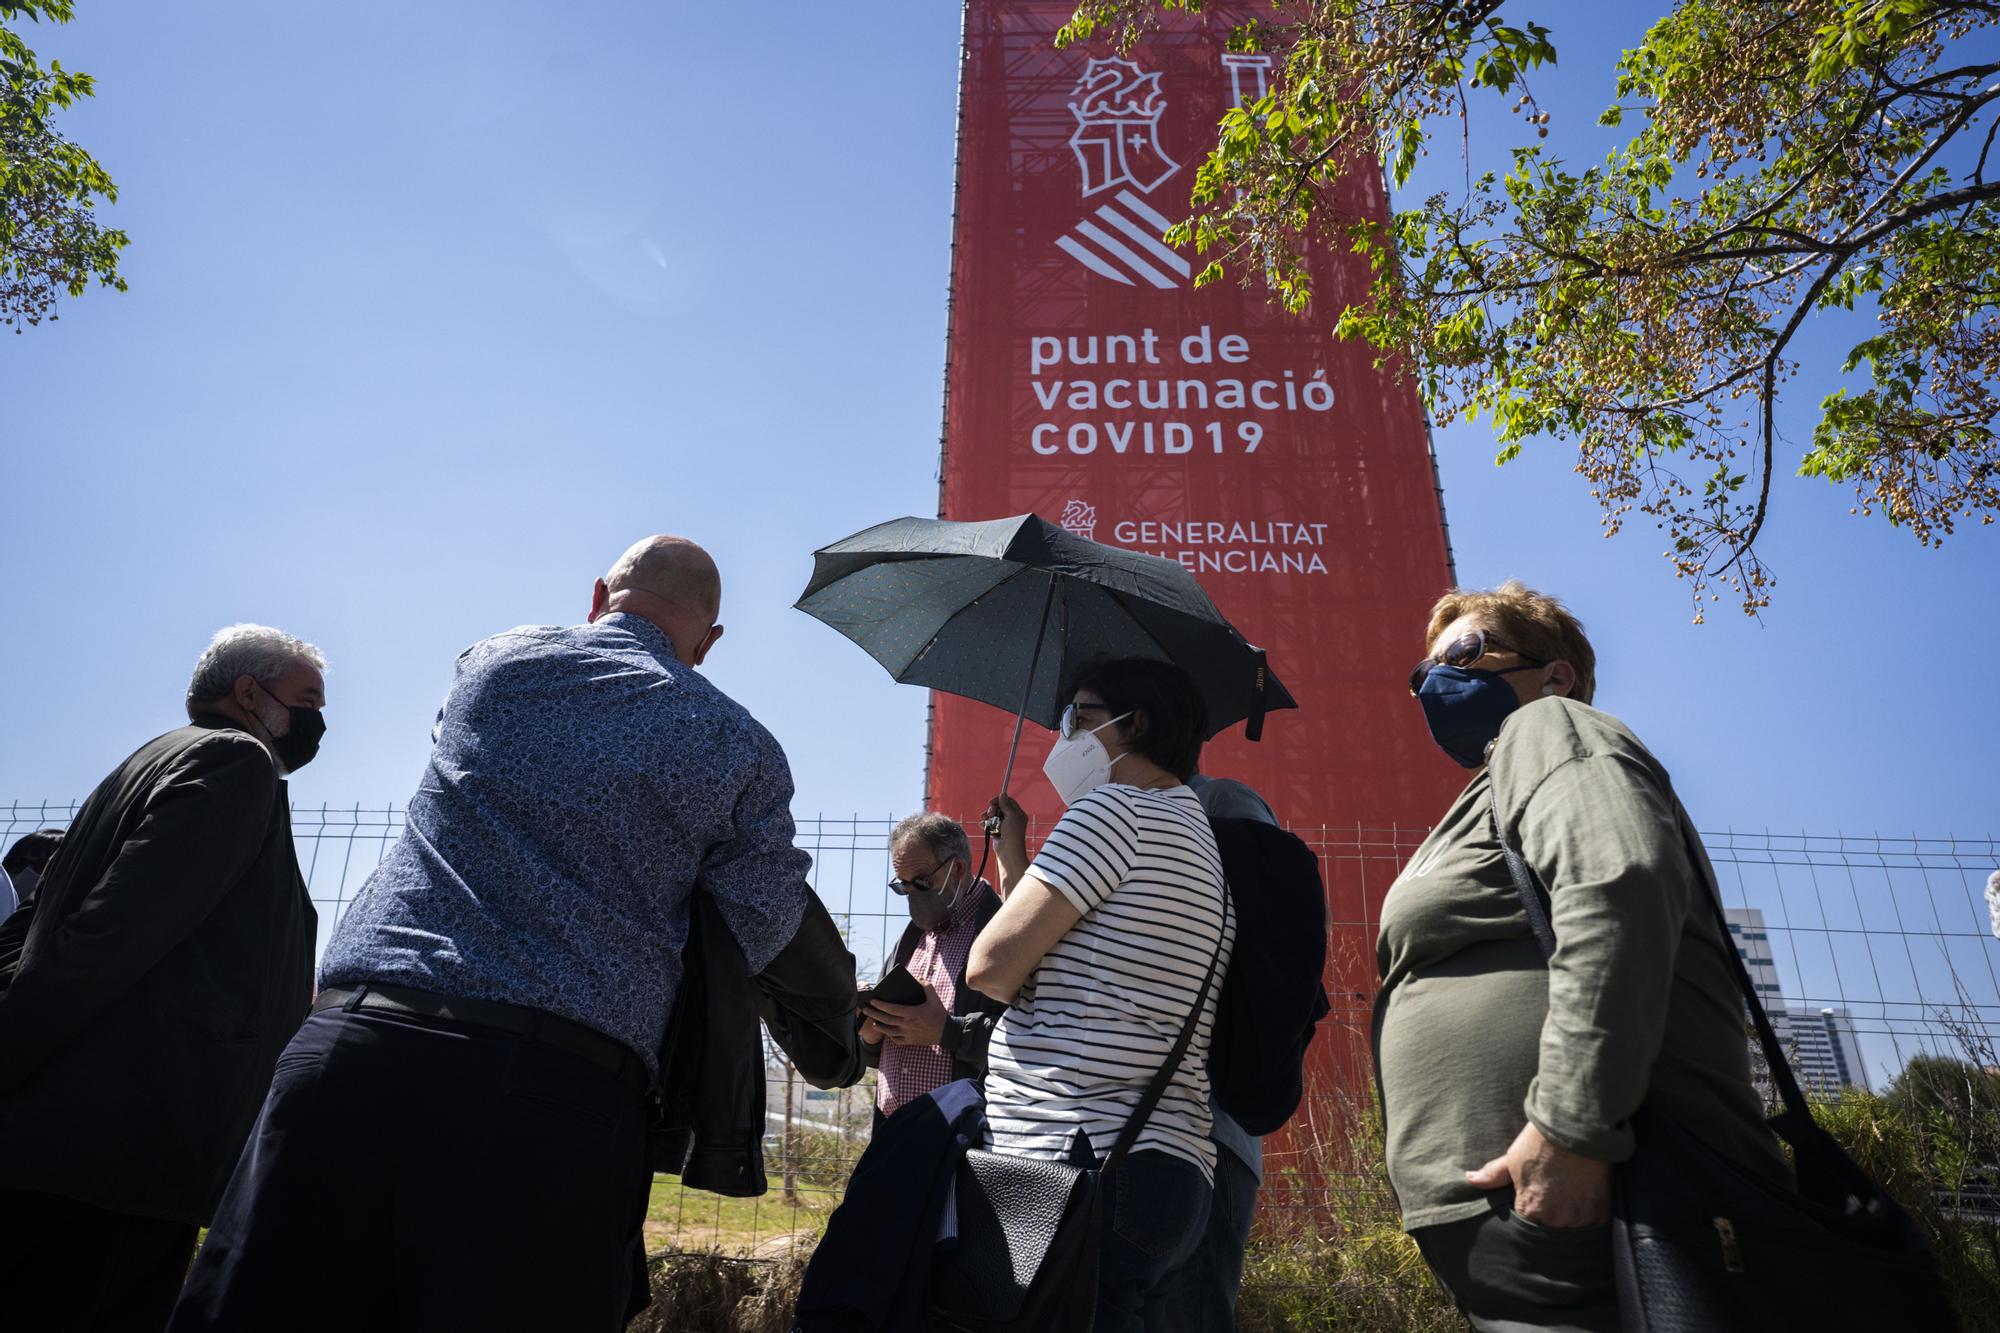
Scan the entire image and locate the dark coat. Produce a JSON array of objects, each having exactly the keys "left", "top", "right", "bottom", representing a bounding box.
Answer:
[
  {"left": 795, "top": 1079, "right": 987, "bottom": 1332},
  {"left": 861, "top": 882, "right": 1006, "bottom": 1086},
  {"left": 0, "top": 718, "right": 316, "bottom": 1225},
  {"left": 650, "top": 888, "right": 864, "bottom": 1196}
]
